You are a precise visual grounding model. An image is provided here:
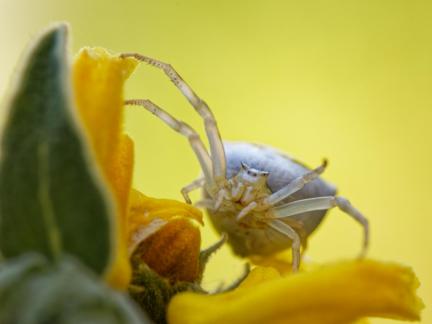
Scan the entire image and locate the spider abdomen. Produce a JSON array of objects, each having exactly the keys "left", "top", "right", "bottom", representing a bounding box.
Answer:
[{"left": 205, "top": 141, "right": 337, "bottom": 257}]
